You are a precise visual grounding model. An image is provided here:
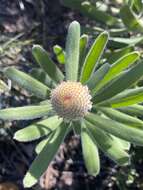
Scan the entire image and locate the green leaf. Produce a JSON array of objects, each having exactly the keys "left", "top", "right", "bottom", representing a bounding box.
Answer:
[
  {"left": 101, "top": 87, "right": 143, "bottom": 108},
  {"left": 14, "top": 116, "right": 62, "bottom": 142},
  {"left": 30, "top": 68, "right": 56, "bottom": 88},
  {"left": 87, "top": 63, "right": 110, "bottom": 92},
  {"left": 120, "top": 5, "right": 143, "bottom": 32},
  {"left": 4, "top": 67, "right": 50, "bottom": 99},
  {"left": 109, "top": 36, "right": 143, "bottom": 48},
  {"left": 53, "top": 45, "right": 65, "bottom": 64},
  {"left": 86, "top": 120, "right": 130, "bottom": 165},
  {"left": 82, "top": 25, "right": 127, "bottom": 38},
  {"left": 79, "top": 34, "right": 88, "bottom": 77},
  {"left": 0, "top": 104, "right": 52, "bottom": 121},
  {"left": 98, "top": 107, "right": 143, "bottom": 128},
  {"left": 32, "top": 45, "right": 64, "bottom": 83},
  {"left": 93, "top": 61, "right": 143, "bottom": 104},
  {"left": 94, "top": 51, "right": 140, "bottom": 92},
  {"left": 132, "top": 0, "right": 143, "bottom": 13},
  {"left": 81, "top": 1, "right": 118, "bottom": 26},
  {"left": 23, "top": 122, "right": 69, "bottom": 188},
  {"left": 62, "top": 0, "right": 119, "bottom": 26},
  {"left": 117, "top": 104, "right": 143, "bottom": 116},
  {"left": 0, "top": 80, "right": 9, "bottom": 93},
  {"left": 80, "top": 31, "right": 108, "bottom": 83},
  {"left": 81, "top": 121, "right": 100, "bottom": 175},
  {"left": 35, "top": 135, "right": 52, "bottom": 154},
  {"left": 105, "top": 46, "right": 134, "bottom": 64},
  {"left": 72, "top": 121, "right": 81, "bottom": 135},
  {"left": 86, "top": 113, "right": 143, "bottom": 146},
  {"left": 65, "top": 21, "right": 80, "bottom": 81},
  {"left": 111, "top": 136, "right": 131, "bottom": 151}
]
